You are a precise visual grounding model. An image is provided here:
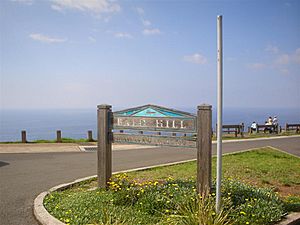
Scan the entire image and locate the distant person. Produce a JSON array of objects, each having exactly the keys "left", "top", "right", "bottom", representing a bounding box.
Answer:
[
  {"left": 250, "top": 121, "right": 257, "bottom": 133},
  {"left": 265, "top": 118, "right": 273, "bottom": 133},
  {"left": 273, "top": 116, "right": 278, "bottom": 125},
  {"left": 268, "top": 116, "right": 273, "bottom": 125},
  {"left": 264, "top": 120, "right": 272, "bottom": 133},
  {"left": 273, "top": 116, "right": 278, "bottom": 133}
]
